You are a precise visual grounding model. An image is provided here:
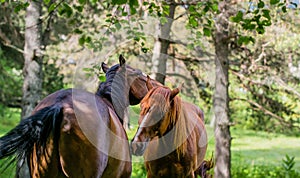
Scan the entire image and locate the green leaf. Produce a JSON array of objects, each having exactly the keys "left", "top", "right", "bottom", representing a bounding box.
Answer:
[
  {"left": 281, "top": 6, "right": 287, "bottom": 13},
  {"left": 78, "top": 0, "right": 86, "bottom": 5},
  {"left": 85, "top": 36, "right": 92, "bottom": 43},
  {"left": 211, "top": 4, "right": 219, "bottom": 12},
  {"left": 258, "top": 0, "right": 265, "bottom": 8},
  {"left": 256, "top": 26, "right": 265, "bottom": 34},
  {"left": 141, "top": 47, "right": 148, "bottom": 53},
  {"left": 115, "top": 22, "right": 122, "bottom": 30},
  {"left": 262, "top": 20, "right": 271, "bottom": 26},
  {"left": 231, "top": 11, "right": 243, "bottom": 23},
  {"left": 203, "top": 5, "right": 209, "bottom": 13},
  {"left": 74, "top": 5, "right": 83, "bottom": 12},
  {"left": 44, "top": 0, "right": 51, "bottom": 5},
  {"left": 187, "top": 43, "right": 194, "bottom": 50},
  {"left": 112, "top": 0, "right": 127, "bottom": 5},
  {"left": 74, "top": 28, "right": 83, "bottom": 34},
  {"left": 189, "top": 16, "right": 198, "bottom": 28},
  {"left": 14, "top": 2, "right": 29, "bottom": 13},
  {"left": 110, "top": 27, "right": 116, "bottom": 32},
  {"left": 99, "top": 75, "right": 106, "bottom": 82},
  {"left": 48, "top": 3, "right": 56, "bottom": 12},
  {"left": 189, "top": 5, "right": 196, "bottom": 14},
  {"left": 270, "top": 0, "right": 280, "bottom": 5},
  {"left": 65, "top": 4, "right": 73, "bottom": 18},
  {"left": 160, "top": 17, "right": 168, "bottom": 25},
  {"left": 59, "top": 3, "right": 73, "bottom": 18},
  {"left": 262, "top": 9, "right": 271, "bottom": 20},
  {"left": 130, "top": 6, "right": 137, "bottom": 15},
  {"left": 236, "top": 11, "right": 243, "bottom": 21},
  {"left": 14, "top": 5, "right": 21, "bottom": 13},
  {"left": 129, "top": 0, "right": 138, "bottom": 7},
  {"left": 238, "top": 36, "right": 255, "bottom": 45},
  {"left": 203, "top": 28, "right": 211, "bottom": 37},
  {"left": 79, "top": 35, "right": 86, "bottom": 45}
]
